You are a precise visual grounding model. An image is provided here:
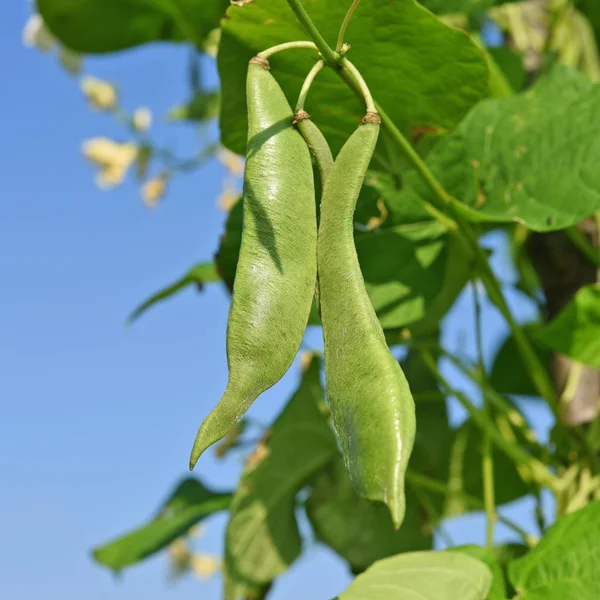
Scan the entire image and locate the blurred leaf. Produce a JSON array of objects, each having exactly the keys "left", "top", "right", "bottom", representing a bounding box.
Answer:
[
  {"left": 489, "top": 324, "right": 551, "bottom": 398},
  {"left": 215, "top": 198, "right": 243, "bottom": 292},
  {"left": 128, "top": 262, "right": 220, "bottom": 323},
  {"left": 92, "top": 478, "right": 231, "bottom": 571},
  {"left": 445, "top": 414, "right": 530, "bottom": 516},
  {"left": 509, "top": 501, "right": 600, "bottom": 599},
  {"left": 421, "top": 0, "right": 517, "bottom": 14},
  {"left": 487, "top": 46, "right": 527, "bottom": 93},
  {"left": 225, "top": 357, "right": 337, "bottom": 585},
  {"left": 168, "top": 90, "right": 220, "bottom": 122},
  {"left": 336, "top": 551, "right": 492, "bottom": 600},
  {"left": 306, "top": 457, "right": 432, "bottom": 574},
  {"left": 38, "top": 0, "right": 229, "bottom": 53},
  {"left": 218, "top": 0, "right": 488, "bottom": 155},
  {"left": 402, "top": 65, "right": 600, "bottom": 232},
  {"left": 535, "top": 284, "right": 600, "bottom": 368},
  {"left": 450, "top": 545, "right": 508, "bottom": 600}
]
